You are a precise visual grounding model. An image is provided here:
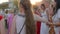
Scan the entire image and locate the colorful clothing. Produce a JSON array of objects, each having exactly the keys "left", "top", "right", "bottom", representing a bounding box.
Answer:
[
  {"left": 0, "top": 15, "right": 3, "bottom": 20},
  {"left": 7, "top": 14, "right": 14, "bottom": 34},
  {"left": 35, "top": 10, "right": 41, "bottom": 34},
  {"left": 36, "top": 21, "right": 41, "bottom": 34}
]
